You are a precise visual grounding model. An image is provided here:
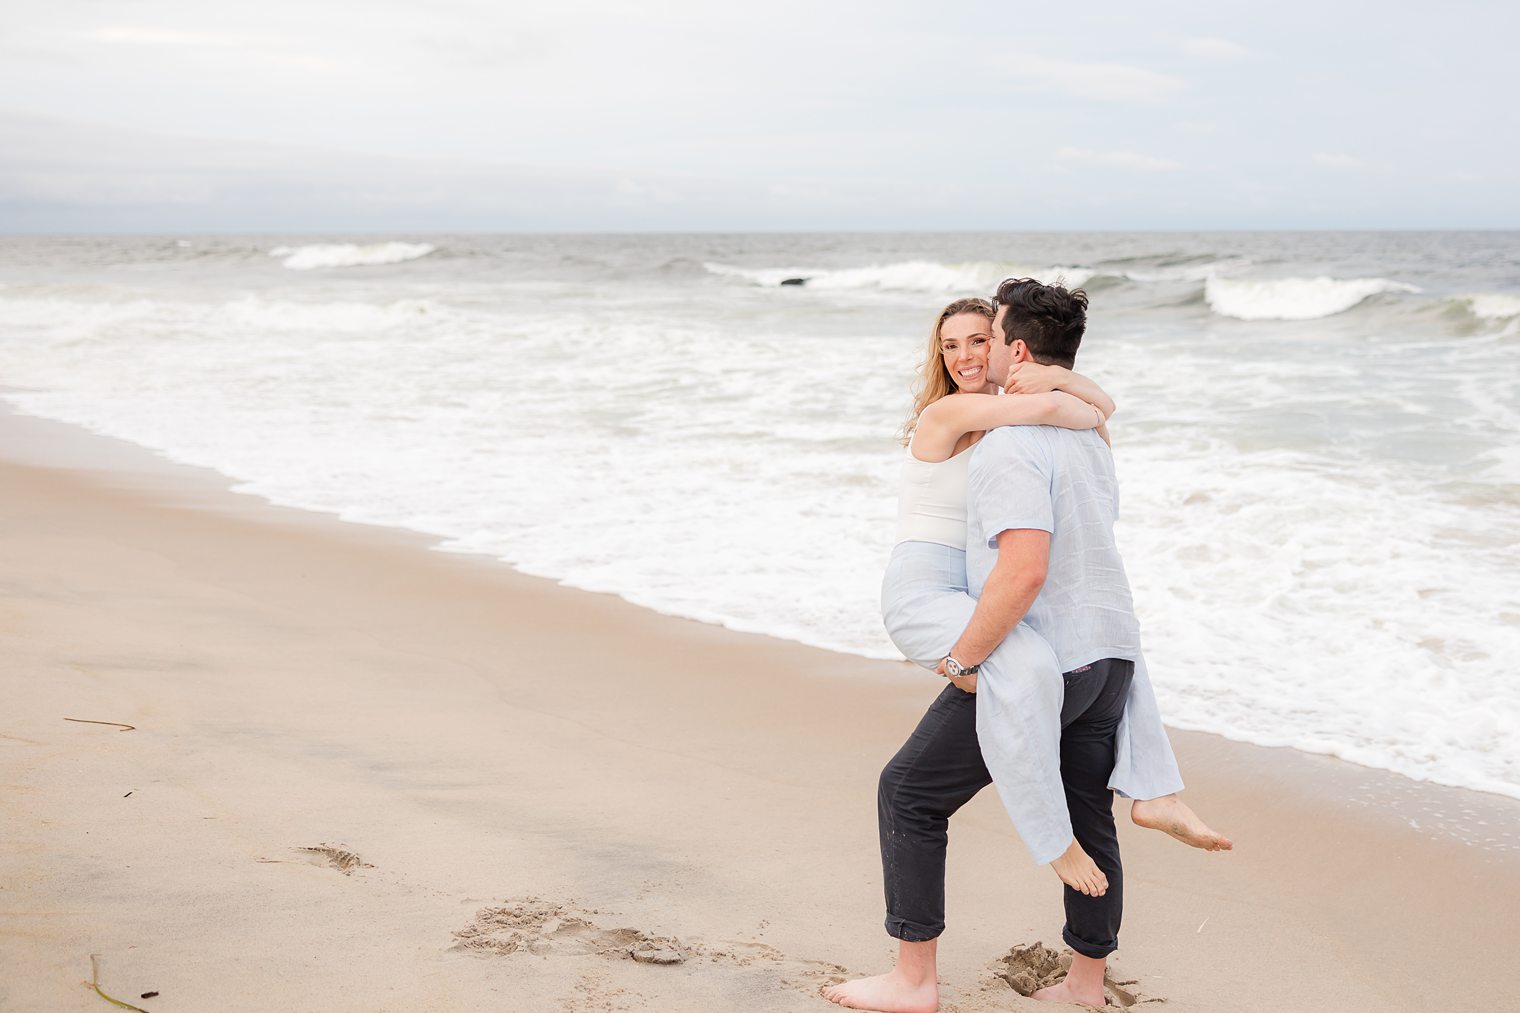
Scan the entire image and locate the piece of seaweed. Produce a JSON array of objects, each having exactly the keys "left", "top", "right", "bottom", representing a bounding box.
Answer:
[{"left": 86, "top": 955, "right": 151, "bottom": 1013}]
